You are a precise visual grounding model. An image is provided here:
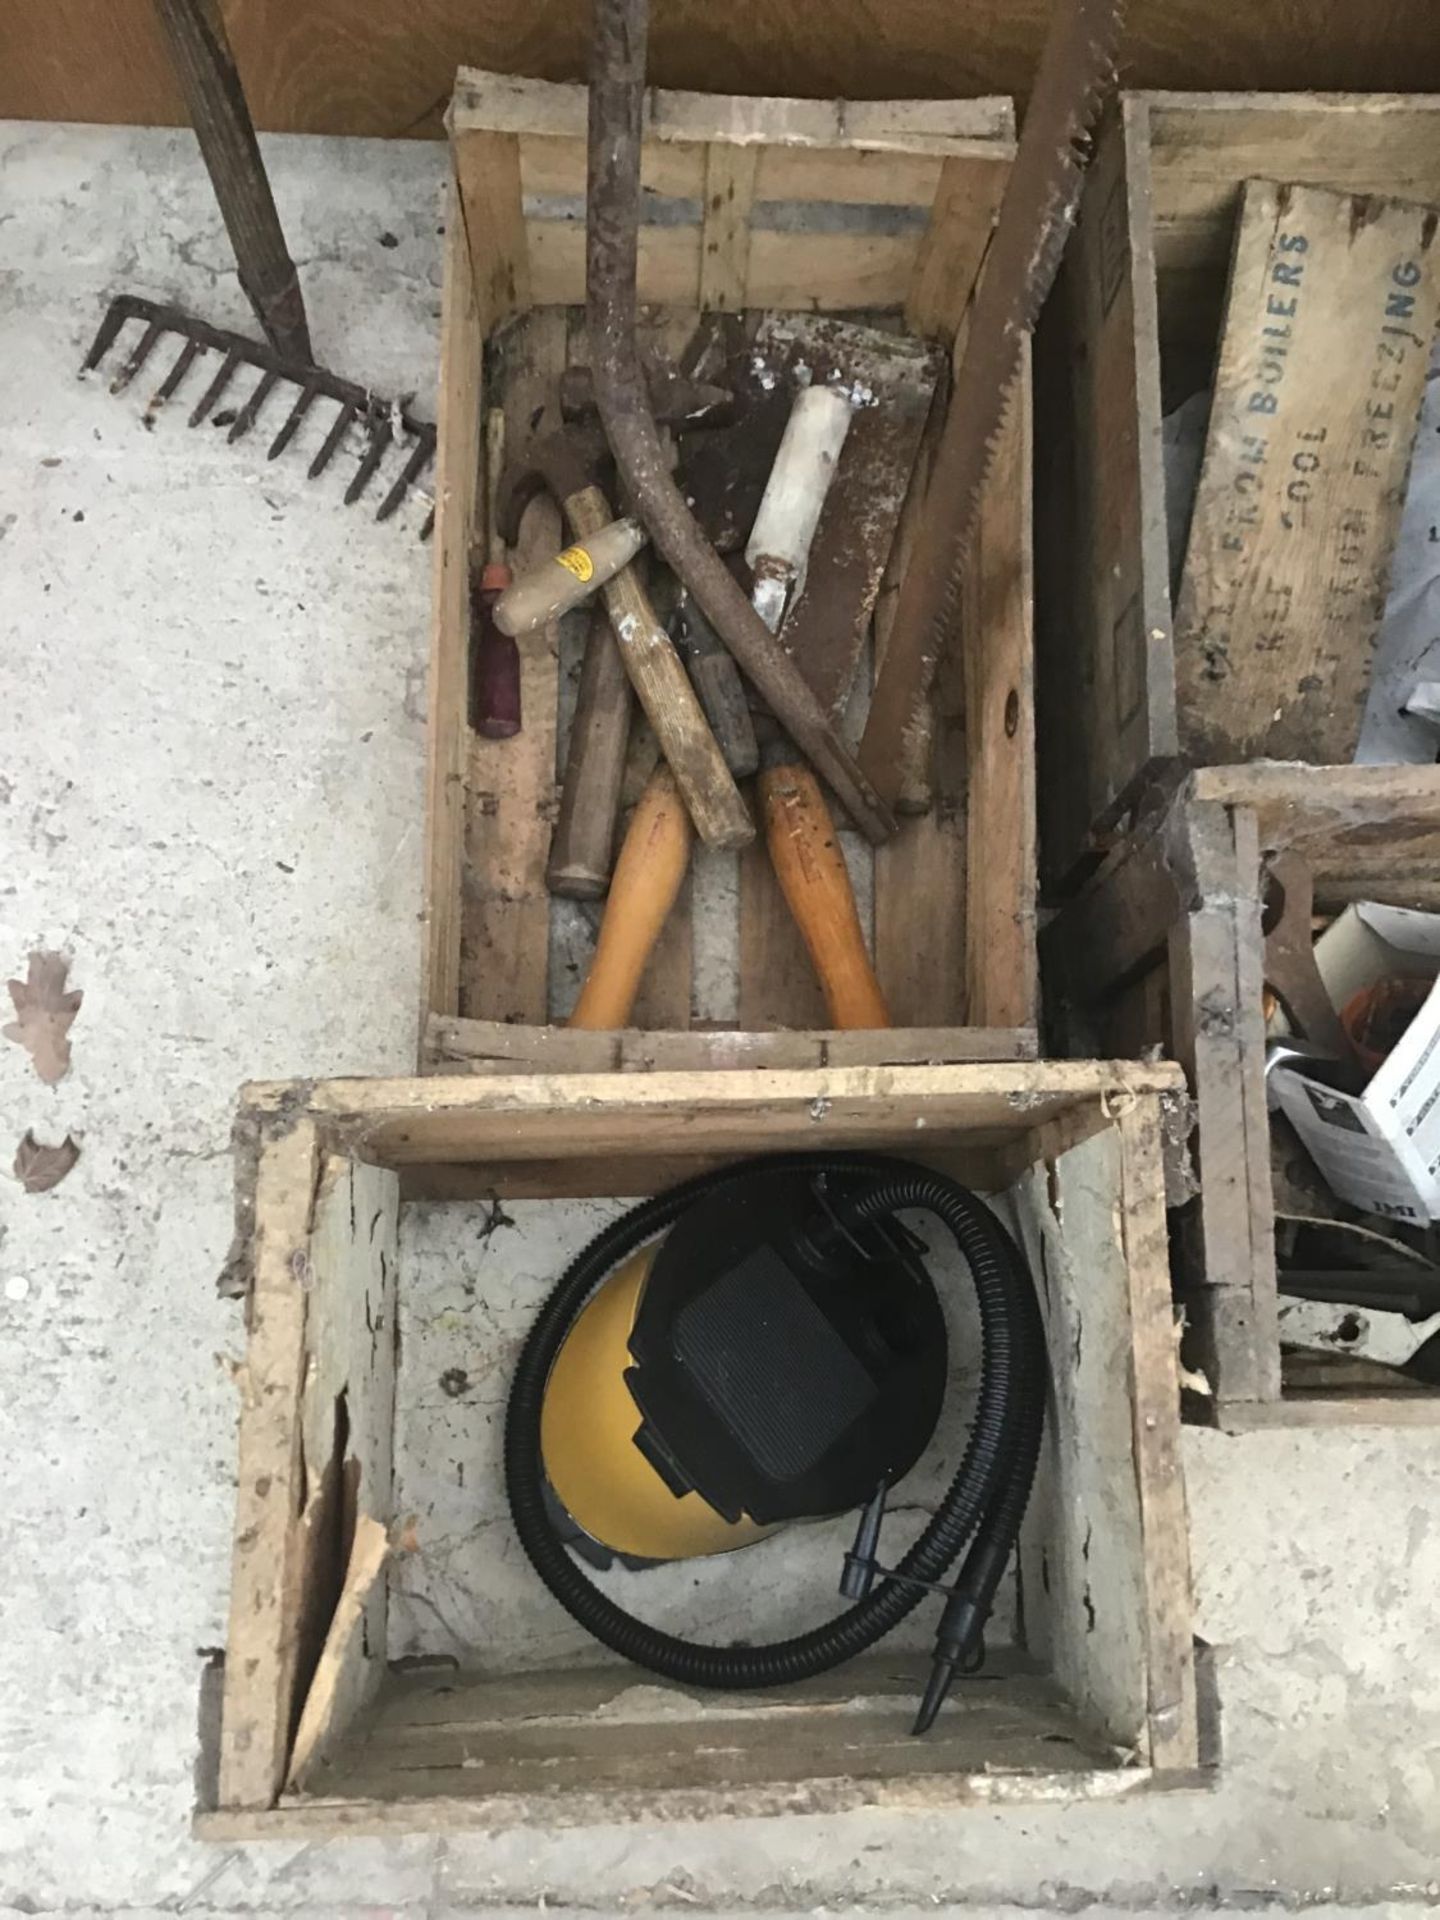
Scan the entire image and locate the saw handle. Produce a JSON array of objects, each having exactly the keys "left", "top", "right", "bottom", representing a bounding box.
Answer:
[
  {"left": 569, "top": 763, "right": 694, "bottom": 1030},
  {"left": 760, "top": 758, "right": 890, "bottom": 1030}
]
